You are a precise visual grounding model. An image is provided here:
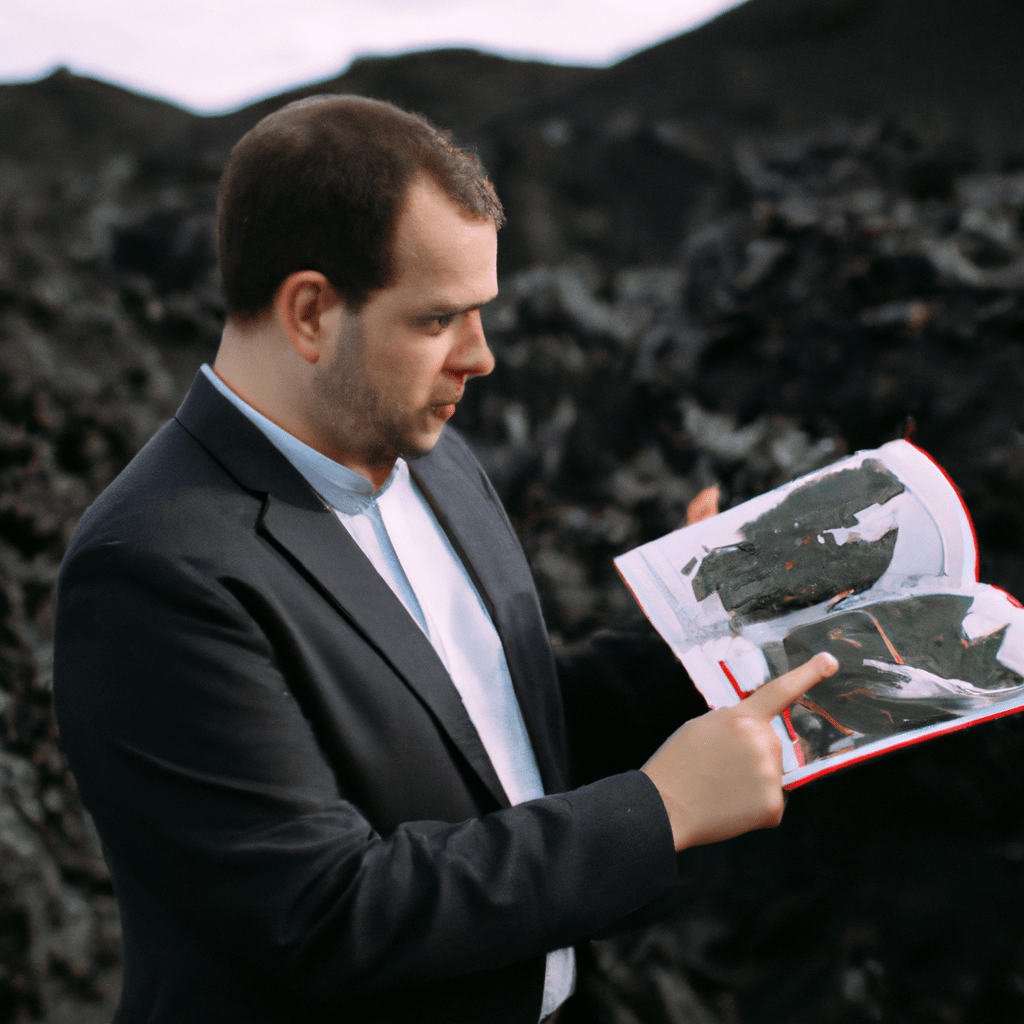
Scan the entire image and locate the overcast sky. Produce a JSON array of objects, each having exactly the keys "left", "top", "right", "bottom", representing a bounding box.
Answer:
[{"left": 3, "top": 0, "right": 745, "bottom": 114}]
